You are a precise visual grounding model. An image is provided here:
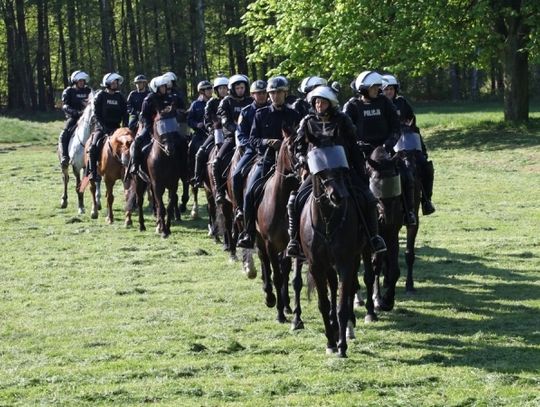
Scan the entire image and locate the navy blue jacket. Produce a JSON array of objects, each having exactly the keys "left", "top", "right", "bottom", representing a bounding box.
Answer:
[
  {"left": 187, "top": 97, "right": 207, "bottom": 136},
  {"left": 237, "top": 101, "right": 269, "bottom": 147},
  {"left": 249, "top": 104, "right": 300, "bottom": 155},
  {"left": 127, "top": 89, "right": 150, "bottom": 117}
]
